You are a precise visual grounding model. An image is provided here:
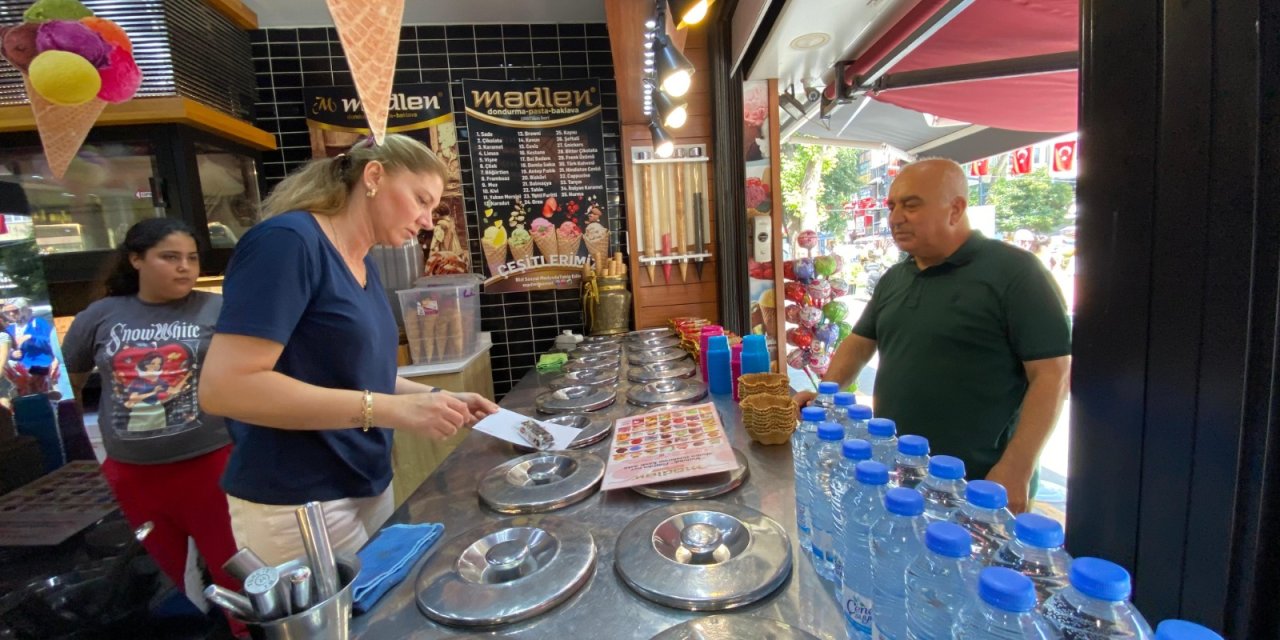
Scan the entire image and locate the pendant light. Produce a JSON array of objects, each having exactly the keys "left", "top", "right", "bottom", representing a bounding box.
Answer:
[
  {"left": 669, "top": 0, "right": 714, "bottom": 29},
  {"left": 655, "top": 34, "right": 694, "bottom": 97},
  {"left": 653, "top": 88, "right": 688, "bottom": 129},
  {"left": 649, "top": 119, "right": 675, "bottom": 158}
]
